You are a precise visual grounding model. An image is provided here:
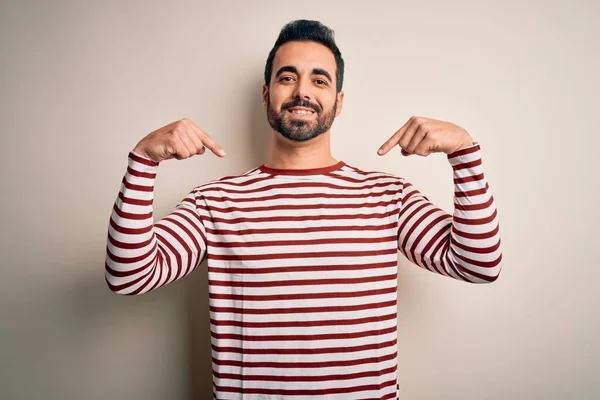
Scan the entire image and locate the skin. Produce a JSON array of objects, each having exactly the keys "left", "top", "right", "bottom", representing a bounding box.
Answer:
[{"left": 133, "top": 40, "right": 474, "bottom": 165}]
